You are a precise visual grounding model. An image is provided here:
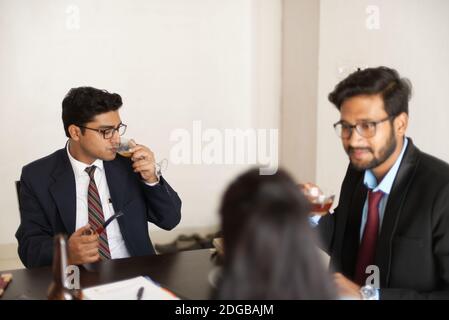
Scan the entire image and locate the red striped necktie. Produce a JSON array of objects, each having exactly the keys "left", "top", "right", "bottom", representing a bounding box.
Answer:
[
  {"left": 354, "top": 190, "right": 384, "bottom": 285},
  {"left": 85, "top": 166, "right": 111, "bottom": 260}
]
